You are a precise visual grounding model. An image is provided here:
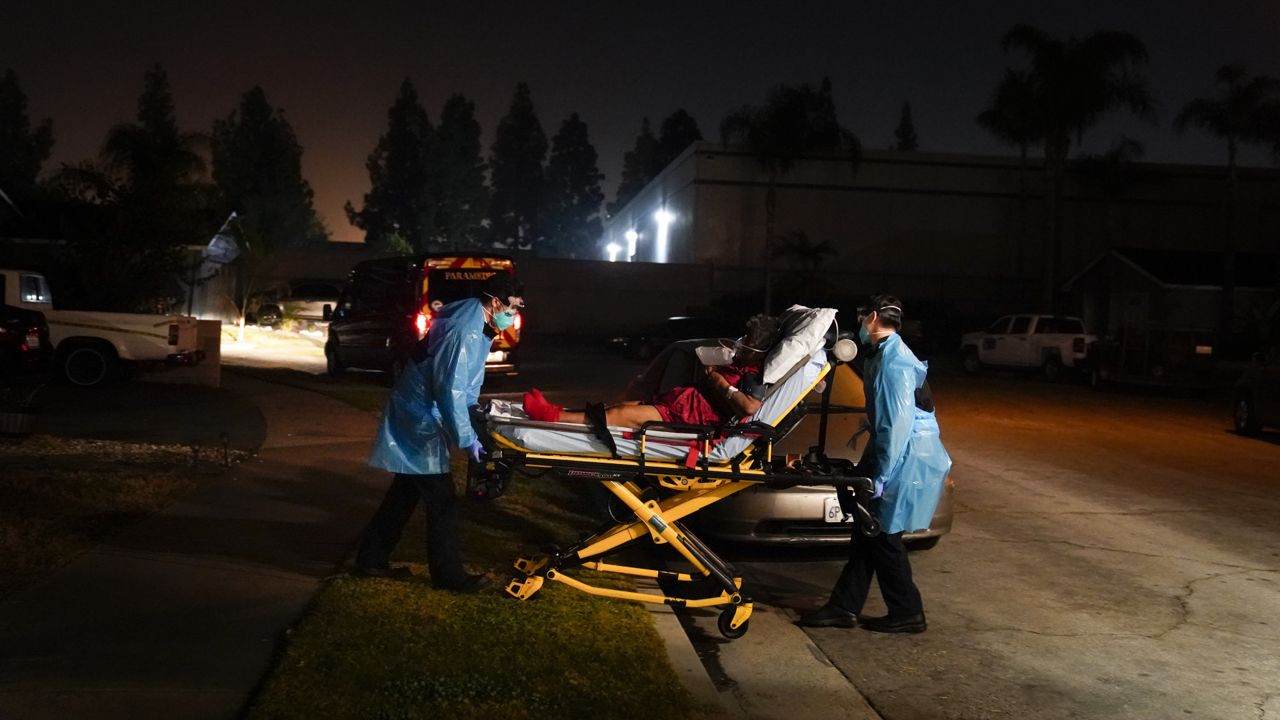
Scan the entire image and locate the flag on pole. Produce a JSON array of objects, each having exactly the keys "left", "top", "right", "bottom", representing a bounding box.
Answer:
[{"left": 204, "top": 212, "right": 241, "bottom": 265}]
